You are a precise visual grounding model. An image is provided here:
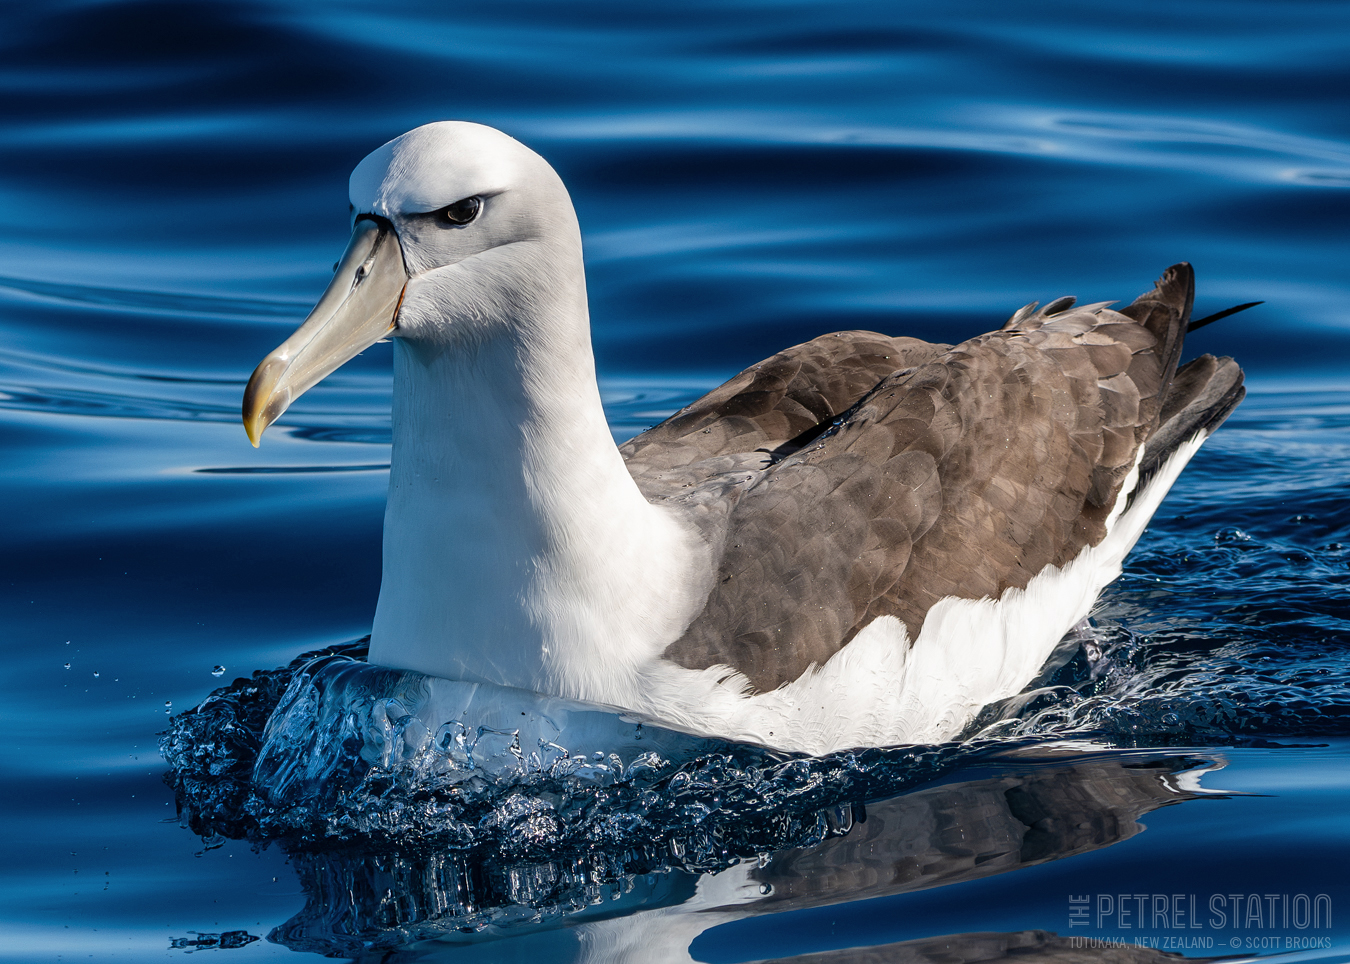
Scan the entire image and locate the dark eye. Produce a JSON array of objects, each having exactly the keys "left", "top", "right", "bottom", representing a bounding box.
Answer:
[{"left": 440, "top": 196, "right": 481, "bottom": 225}]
